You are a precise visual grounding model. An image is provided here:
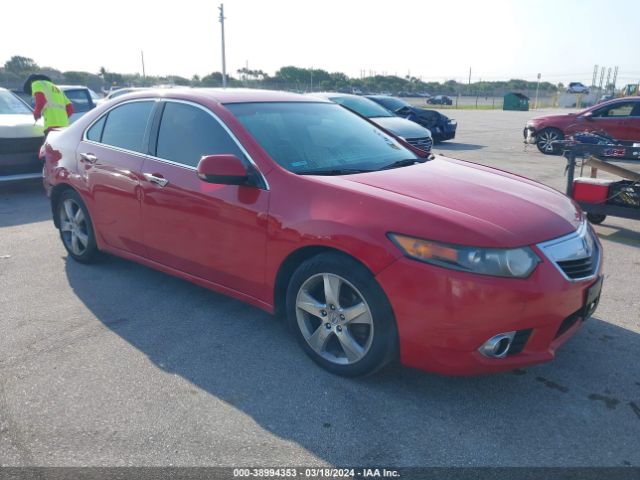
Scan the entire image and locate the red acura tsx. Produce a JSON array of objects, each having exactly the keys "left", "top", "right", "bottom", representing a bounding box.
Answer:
[{"left": 41, "top": 88, "right": 603, "bottom": 377}]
